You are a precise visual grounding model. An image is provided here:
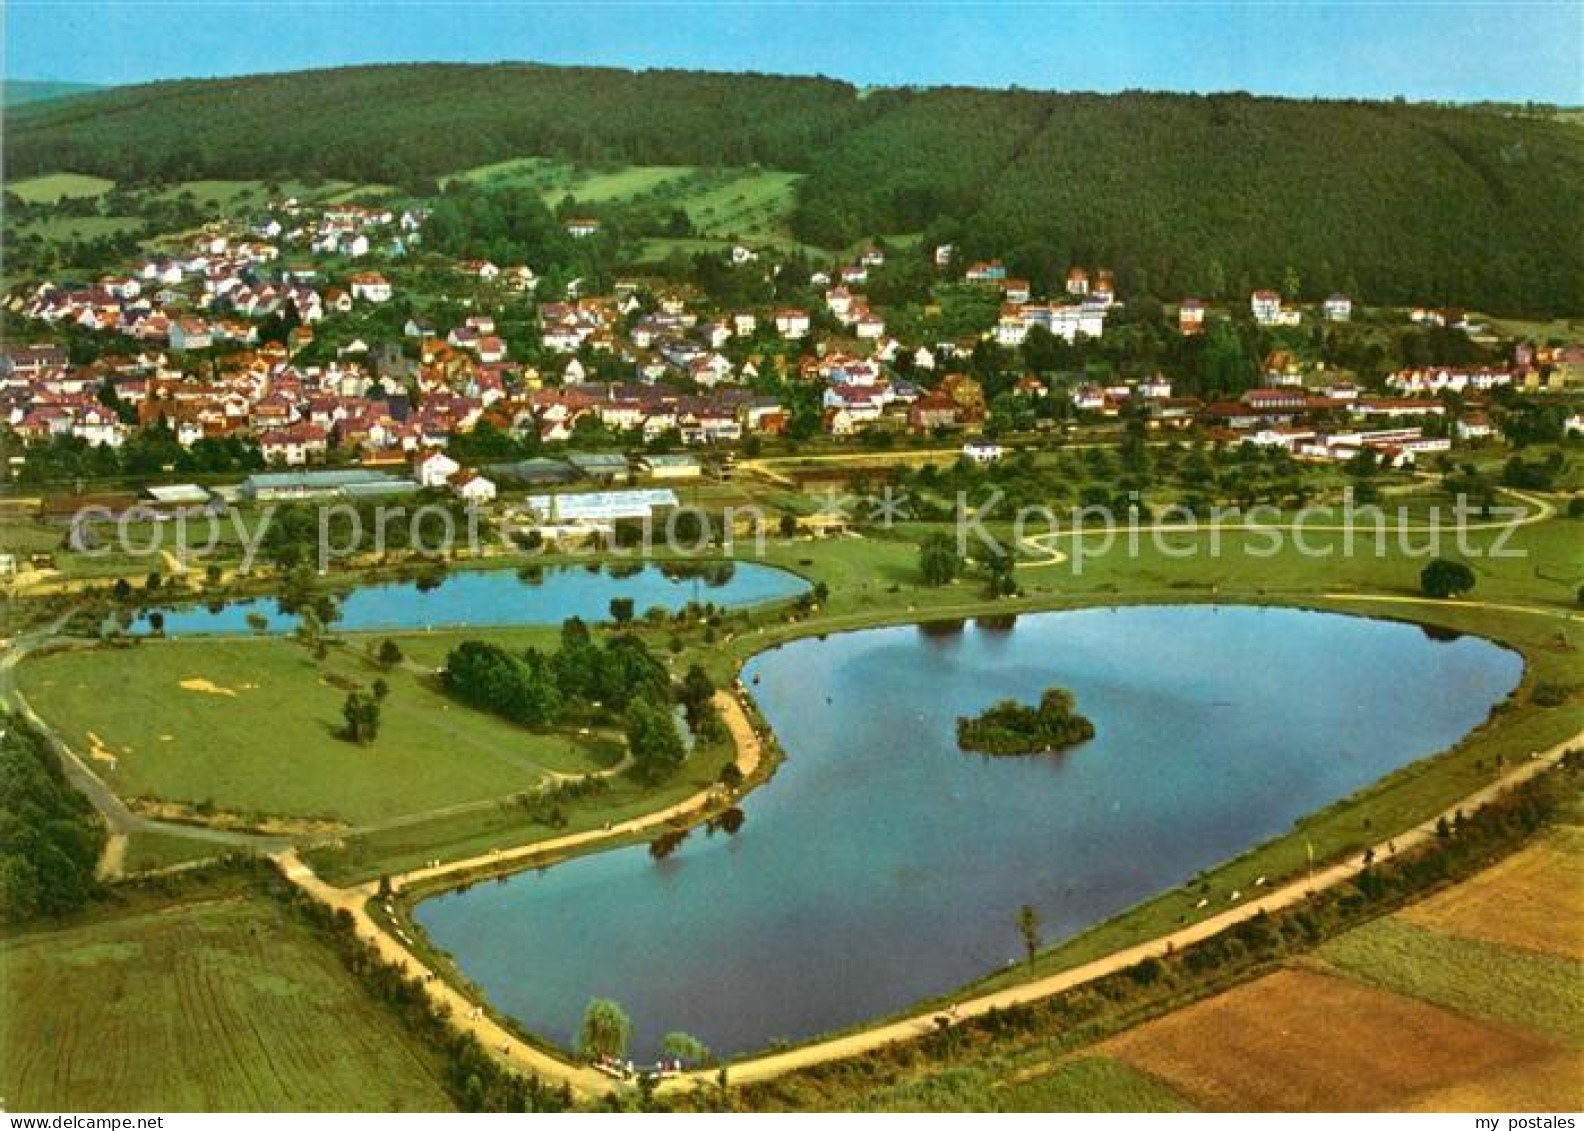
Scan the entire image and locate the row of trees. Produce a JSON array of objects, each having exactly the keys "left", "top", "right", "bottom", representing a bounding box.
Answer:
[{"left": 0, "top": 718, "right": 105, "bottom": 924}]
